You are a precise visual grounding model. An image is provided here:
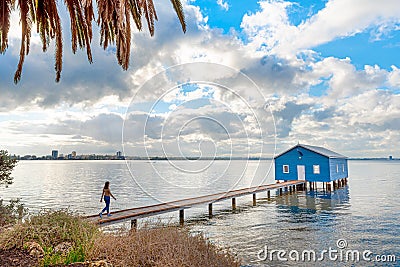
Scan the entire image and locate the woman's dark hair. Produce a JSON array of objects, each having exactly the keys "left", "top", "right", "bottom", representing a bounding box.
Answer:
[{"left": 104, "top": 181, "right": 110, "bottom": 189}]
